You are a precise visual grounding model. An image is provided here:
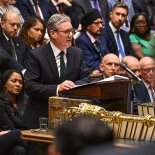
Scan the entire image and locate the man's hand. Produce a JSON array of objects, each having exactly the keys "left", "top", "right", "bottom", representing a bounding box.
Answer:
[
  {"left": 58, "top": 80, "right": 75, "bottom": 92},
  {"left": 57, "top": 0, "right": 72, "bottom": 6}
]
